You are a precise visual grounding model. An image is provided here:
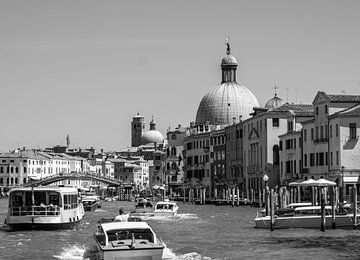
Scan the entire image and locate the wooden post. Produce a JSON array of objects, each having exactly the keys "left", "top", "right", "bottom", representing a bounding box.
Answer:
[
  {"left": 214, "top": 188, "right": 217, "bottom": 200},
  {"left": 203, "top": 188, "right": 206, "bottom": 204},
  {"left": 222, "top": 189, "right": 225, "bottom": 200},
  {"left": 231, "top": 187, "right": 235, "bottom": 207},
  {"left": 270, "top": 189, "right": 275, "bottom": 231},
  {"left": 236, "top": 188, "right": 240, "bottom": 206},
  {"left": 320, "top": 188, "right": 326, "bottom": 232},
  {"left": 183, "top": 187, "right": 186, "bottom": 203},
  {"left": 353, "top": 184, "right": 357, "bottom": 229},
  {"left": 258, "top": 188, "right": 262, "bottom": 208},
  {"left": 297, "top": 186, "right": 301, "bottom": 203},
  {"left": 331, "top": 186, "right": 336, "bottom": 229}
]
